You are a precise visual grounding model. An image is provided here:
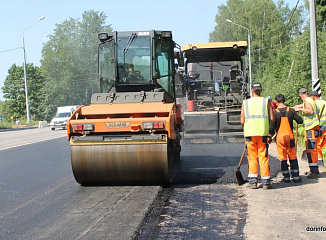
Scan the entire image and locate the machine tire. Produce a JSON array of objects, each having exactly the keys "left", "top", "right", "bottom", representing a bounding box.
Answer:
[
  {"left": 166, "top": 140, "right": 176, "bottom": 184},
  {"left": 172, "top": 127, "right": 181, "bottom": 180},
  {"left": 51, "top": 128, "right": 55, "bottom": 131},
  {"left": 174, "top": 128, "right": 181, "bottom": 163}
]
